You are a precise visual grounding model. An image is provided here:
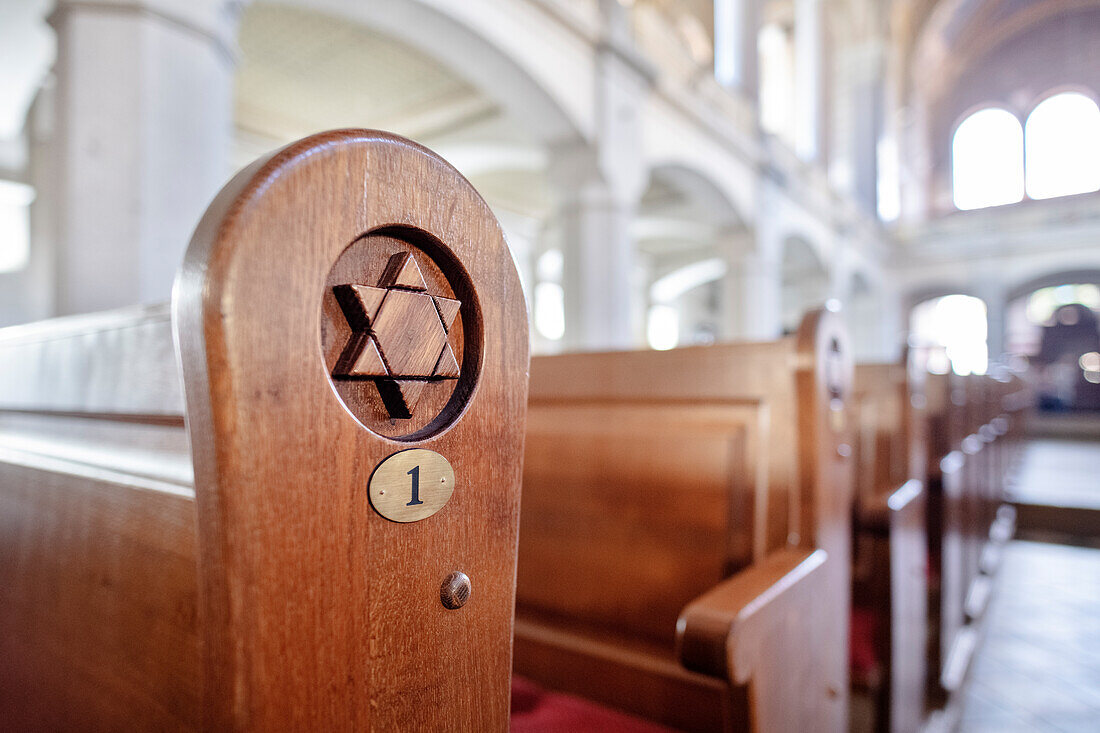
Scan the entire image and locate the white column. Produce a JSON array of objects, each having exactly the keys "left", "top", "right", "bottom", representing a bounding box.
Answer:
[
  {"left": 851, "top": 42, "right": 885, "bottom": 213},
  {"left": 847, "top": 279, "right": 905, "bottom": 362},
  {"left": 972, "top": 280, "right": 1008, "bottom": 364},
  {"left": 45, "top": 0, "right": 238, "bottom": 314},
  {"left": 550, "top": 168, "right": 638, "bottom": 351},
  {"left": 550, "top": 5, "right": 651, "bottom": 351},
  {"left": 714, "top": 0, "right": 760, "bottom": 100},
  {"left": 722, "top": 244, "right": 781, "bottom": 340},
  {"left": 794, "top": 0, "right": 824, "bottom": 161}
]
